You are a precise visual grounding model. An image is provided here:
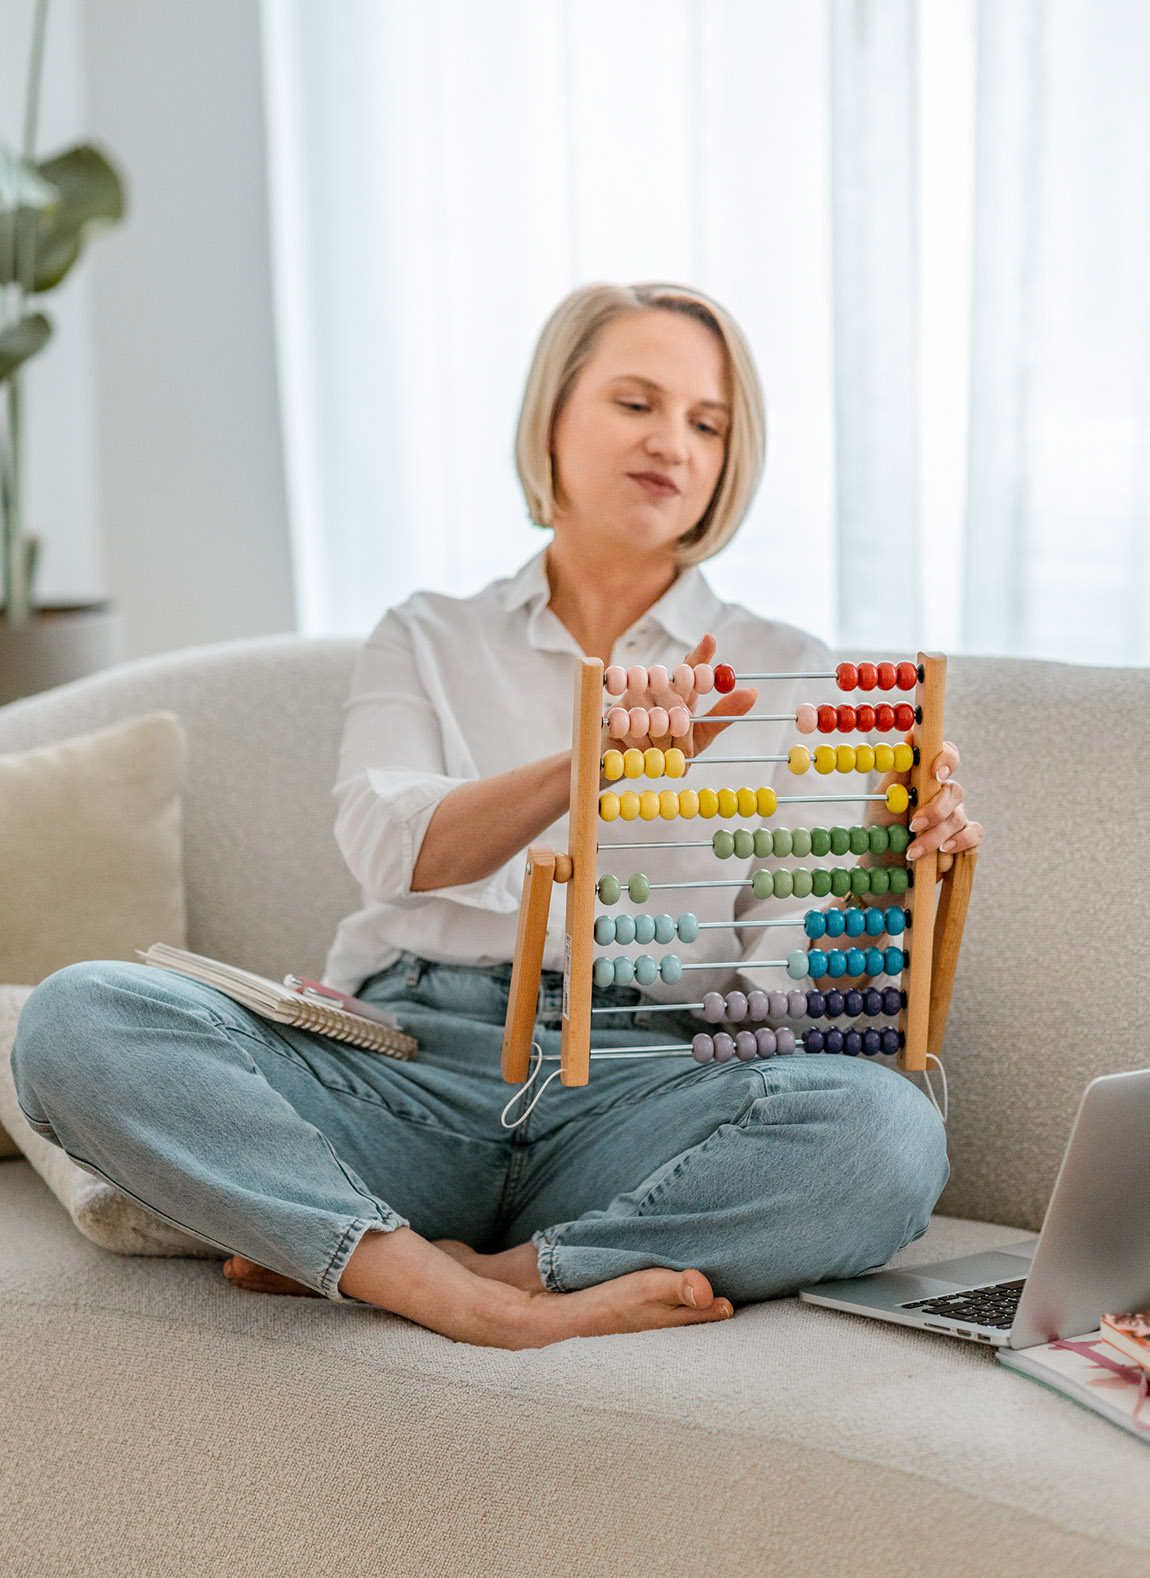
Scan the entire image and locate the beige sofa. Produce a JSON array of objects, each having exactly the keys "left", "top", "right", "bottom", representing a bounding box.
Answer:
[{"left": 1, "top": 635, "right": 1148, "bottom": 1578}]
